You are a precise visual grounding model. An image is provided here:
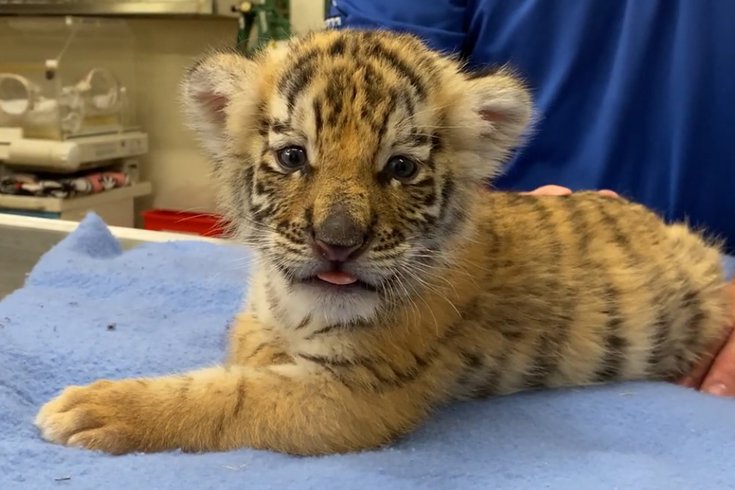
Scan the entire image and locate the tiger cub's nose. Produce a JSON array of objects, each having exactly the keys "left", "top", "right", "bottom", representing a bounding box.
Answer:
[{"left": 311, "top": 205, "right": 368, "bottom": 263}]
